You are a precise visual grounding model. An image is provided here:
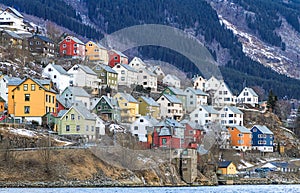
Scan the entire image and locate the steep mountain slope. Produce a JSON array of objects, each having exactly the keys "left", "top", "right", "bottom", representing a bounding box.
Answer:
[{"left": 2, "top": 0, "right": 300, "bottom": 98}]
